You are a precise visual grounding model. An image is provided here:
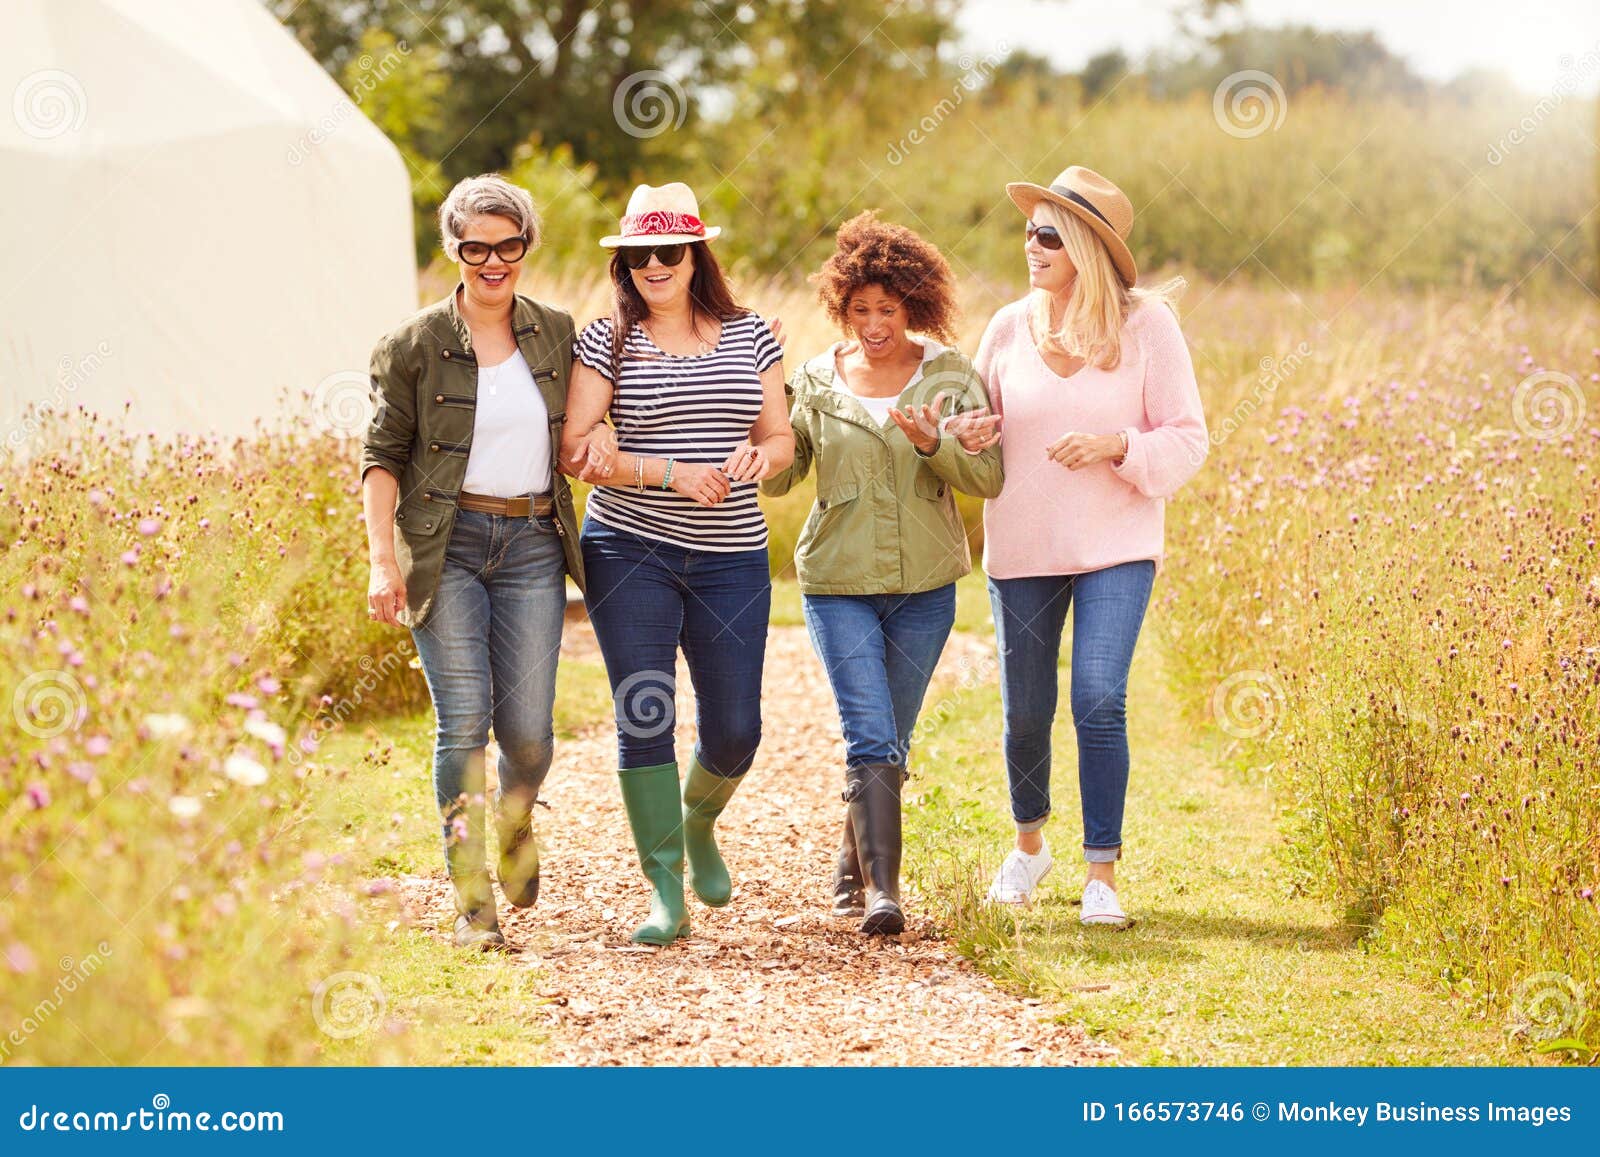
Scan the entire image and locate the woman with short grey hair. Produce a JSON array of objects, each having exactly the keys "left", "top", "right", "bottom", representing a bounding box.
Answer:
[
  {"left": 437, "top": 174, "right": 543, "bottom": 260},
  {"left": 361, "top": 172, "right": 615, "bottom": 950}
]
